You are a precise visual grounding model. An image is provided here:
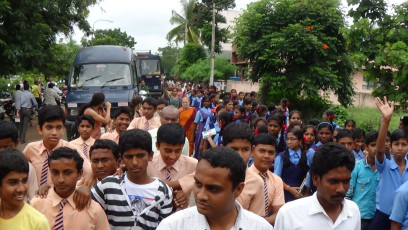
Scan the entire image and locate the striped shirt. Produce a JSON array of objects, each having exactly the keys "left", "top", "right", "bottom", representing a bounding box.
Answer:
[{"left": 91, "top": 174, "right": 173, "bottom": 230}]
